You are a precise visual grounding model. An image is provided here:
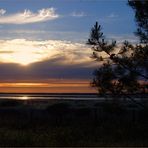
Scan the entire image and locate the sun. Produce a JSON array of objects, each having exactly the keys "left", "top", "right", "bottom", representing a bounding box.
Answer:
[
  {"left": 9, "top": 46, "right": 47, "bottom": 66},
  {"left": 0, "top": 39, "right": 57, "bottom": 66},
  {"left": 13, "top": 52, "right": 37, "bottom": 66},
  {"left": 0, "top": 46, "right": 44, "bottom": 66}
]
